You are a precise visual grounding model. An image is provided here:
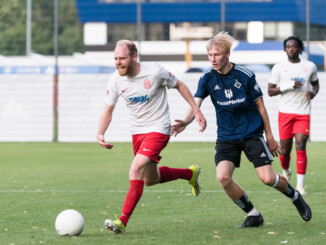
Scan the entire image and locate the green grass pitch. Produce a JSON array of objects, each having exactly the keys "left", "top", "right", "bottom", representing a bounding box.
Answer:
[{"left": 0, "top": 142, "right": 325, "bottom": 244}]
